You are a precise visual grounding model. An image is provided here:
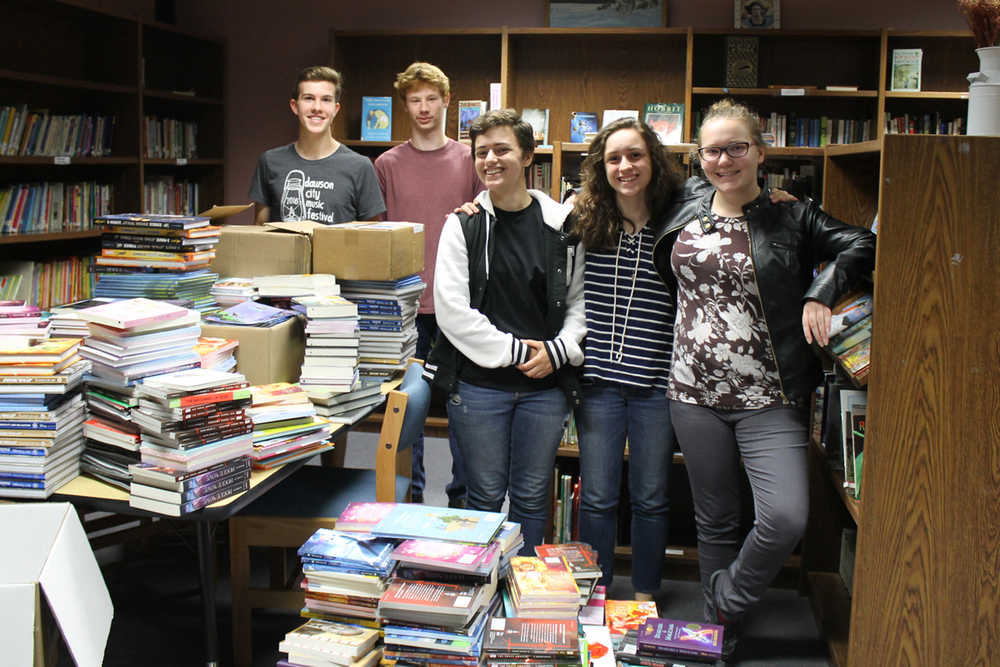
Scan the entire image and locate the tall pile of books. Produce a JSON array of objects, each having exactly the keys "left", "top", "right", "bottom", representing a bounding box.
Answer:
[
  {"left": 0, "top": 337, "right": 89, "bottom": 498},
  {"left": 246, "top": 382, "right": 335, "bottom": 469},
  {"left": 482, "top": 617, "right": 583, "bottom": 667},
  {"left": 76, "top": 298, "right": 201, "bottom": 386},
  {"left": 93, "top": 213, "right": 221, "bottom": 312},
  {"left": 506, "top": 555, "right": 582, "bottom": 619},
  {"left": 294, "top": 294, "right": 360, "bottom": 396},
  {"left": 373, "top": 504, "right": 507, "bottom": 667},
  {"left": 277, "top": 619, "right": 382, "bottom": 667},
  {"left": 127, "top": 368, "right": 253, "bottom": 515},
  {"left": 47, "top": 297, "right": 116, "bottom": 338},
  {"left": 337, "top": 276, "right": 424, "bottom": 383},
  {"left": 296, "top": 528, "right": 397, "bottom": 628},
  {"left": 80, "top": 376, "right": 141, "bottom": 491}
]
